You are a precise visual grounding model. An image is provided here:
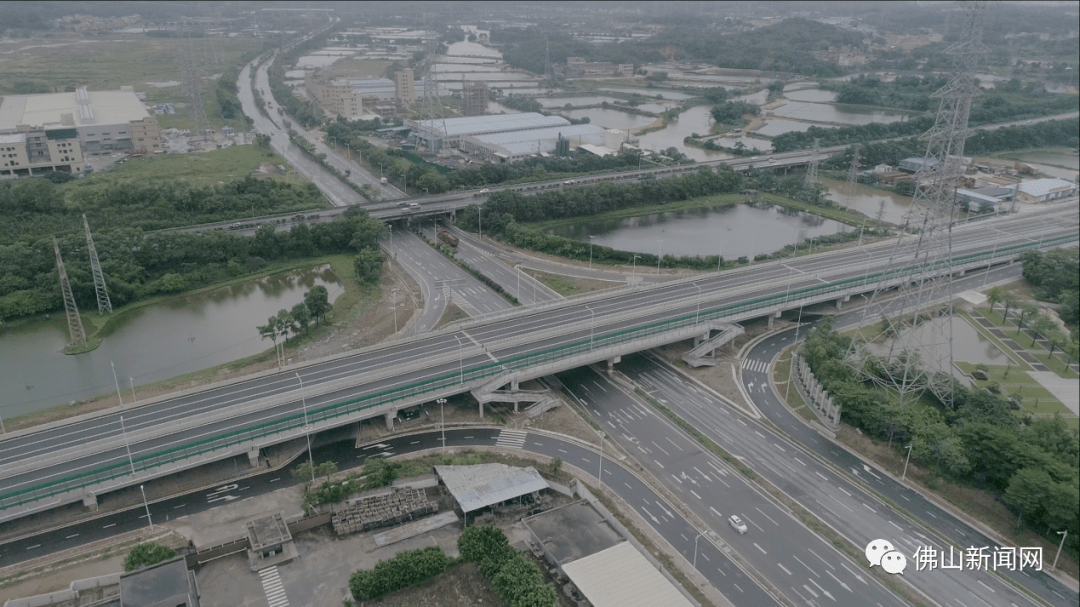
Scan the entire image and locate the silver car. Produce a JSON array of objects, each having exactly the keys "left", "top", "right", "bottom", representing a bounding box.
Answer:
[{"left": 728, "top": 515, "right": 748, "bottom": 534}]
